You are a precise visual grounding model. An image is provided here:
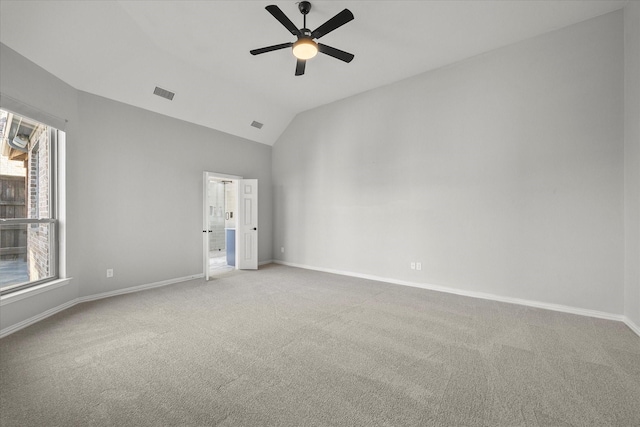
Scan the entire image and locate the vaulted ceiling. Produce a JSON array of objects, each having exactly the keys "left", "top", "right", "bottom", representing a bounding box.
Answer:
[{"left": 0, "top": 1, "right": 627, "bottom": 145}]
